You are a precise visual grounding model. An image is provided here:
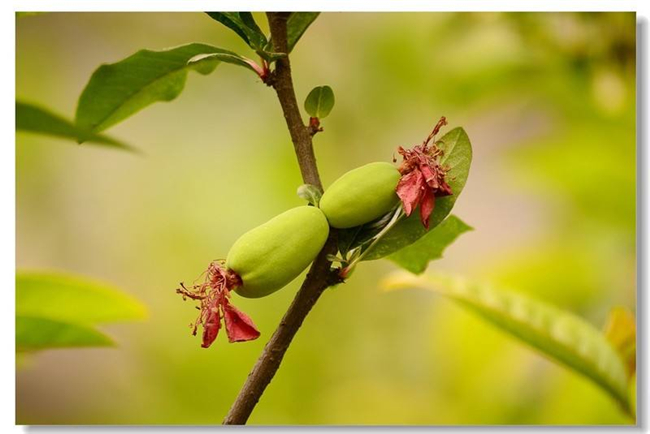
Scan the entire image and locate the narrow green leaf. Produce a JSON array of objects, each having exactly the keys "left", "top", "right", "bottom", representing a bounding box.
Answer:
[
  {"left": 286, "top": 12, "right": 320, "bottom": 52},
  {"left": 16, "top": 271, "right": 147, "bottom": 324},
  {"left": 364, "top": 127, "right": 473, "bottom": 260},
  {"left": 75, "top": 43, "right": 238, "bottom": 135},
  {"left": 304, "top": 85, "right": 335, "bottom": 119},
  {"left": 383, "top": 272, "right": 631, "bottom": 412},
  {"left": 205, "top": 13, "right": 267, "bottom": 50},
  {"left": 17, "top": 316, "right": 113, "bottom": 351},
  {"left": 16, "top": 101, "right": 134, "bottom": 151},
  {"left": 297, "top": 184, "right": 322, "bottom": 207},
  {"left": 388, "top": 215, "right": 472, "bottom": 274}
]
